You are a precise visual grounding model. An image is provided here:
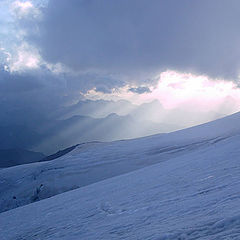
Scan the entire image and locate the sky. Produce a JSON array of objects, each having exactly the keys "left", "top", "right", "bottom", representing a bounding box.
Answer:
[{"left": 1, "top": 0, "right": 240, "bottom": 132}]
